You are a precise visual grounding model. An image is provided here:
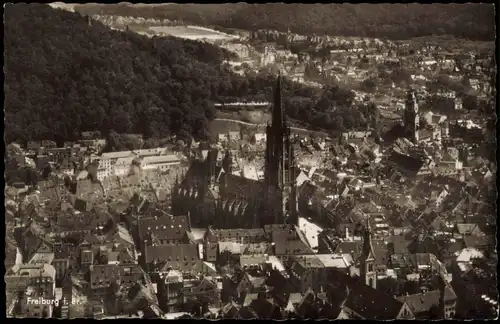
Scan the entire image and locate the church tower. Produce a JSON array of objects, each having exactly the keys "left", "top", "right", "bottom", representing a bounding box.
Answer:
[
  {"left": 265, "top": 73, "right": 298, "bottom": 225},
  {"left": 360, "top": 217, "right": 377, "bottom": 289},
  {"left": 404, "top": 89, "right": 419, "bottom": 144}
]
